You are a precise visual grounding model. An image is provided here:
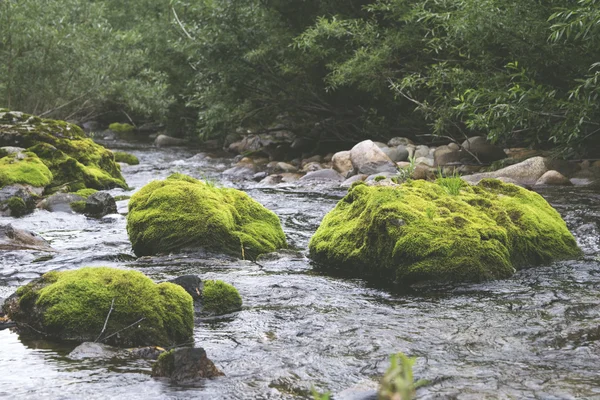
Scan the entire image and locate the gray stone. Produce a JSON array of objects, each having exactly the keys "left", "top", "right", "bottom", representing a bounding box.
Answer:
[
  {"left": 434, "top": 145, "right": 469, "bottom": 166},
  {"left": 223, "top": 166, "right": 256, "bottom": 180},
  {"left": 154, "top": 134, "right": 187, "bottom": 147},
  {"left": 0, "top": 184, "right": 43, "bottom": 217},
  {"left": 85, "top": 192, "right": 117, "bottom": 218},
  {"left": 350, "top": 140, "right": 397, "bottom": 175},
  {"left": 38, "top": 193, "right": 84, "bottom": 213},
  {"left": 151, "top": 347, "right": 224, "bottom": 383},
  {"left": 373, "top": 141, "right": 388, "bottom": 149},
  {"left": 462, "top": 156, "right": 549, "bottom": 186},
  {"left": 69, "top": 342, "right": 118, "bottom": 360},
  {"left": 380, "top": 147, "right": 405, "bottom": 162},
  {"left": 461, "top": 136, "right": 506, "bottom": 163},
  {"left": 252, "top": 171, "right": 268, "bottom": 182},
  {"left": 413, "top": 145, "right": 430, "bottom": 159},
  {"left": 0, "top": 224, "right": 54, "bottom": 251},
  {"left": 0, "top": 146, "right": 25, "bottom": 155},
  {"left": 387, "top": 137, "right": 414, "bottom": 147},
  {"left": 535, "top": 170, "right": 572, "bottom": 186},
  {"left": 340, "top": 174, "right": 368, "bottom": 188},
  {"left": 394, "top": 145, "right": 410, "bottom": 162},
  {"left": 302, "top": 162, "right": 322, "bottom": 173},
  {"left": 332, "top": 151, "right": 353, "bottom": 177},
  {"left": 415, "top": 156, "right": 434, "bottom": 167},
  {"left": 448, "top": 142, "right": 460, "bottom": 151},
  {"left": 300, "top": 169, "right": 345, "bottom": 182}
]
